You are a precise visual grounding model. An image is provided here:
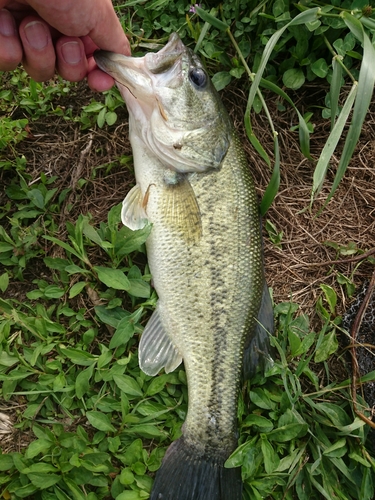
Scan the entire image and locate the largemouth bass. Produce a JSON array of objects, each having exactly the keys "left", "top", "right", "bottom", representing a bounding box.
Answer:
[{"left": 94, "top": 33, "right": 273, "bottom": 500}]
